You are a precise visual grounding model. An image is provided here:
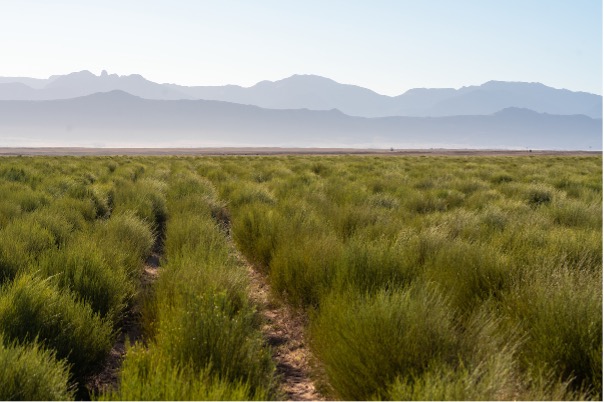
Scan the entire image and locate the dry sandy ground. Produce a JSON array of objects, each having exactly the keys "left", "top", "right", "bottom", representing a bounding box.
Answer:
[{"left": 0, "top": 147, "right": 599, "bottom": 156}]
